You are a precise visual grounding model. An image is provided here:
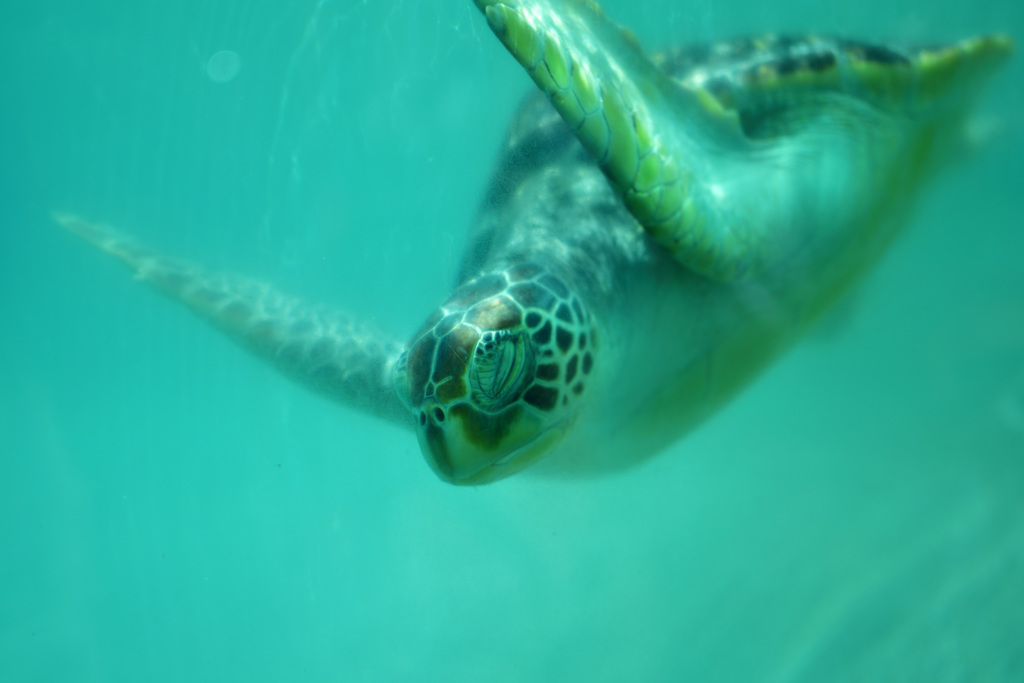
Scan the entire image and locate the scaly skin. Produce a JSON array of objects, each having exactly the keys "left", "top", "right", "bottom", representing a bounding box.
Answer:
[
  {"left": 55, "top": 213, "right": 410, "bottom": 427},
  {"left": 58, "top": 1, "right": 1012, "bottom": 484},
  {"left": 474, "top": 0, "right": 737, "bottom": 278},
  {"left": 472, "top": 0, "right": 1012, "bottom": 281},
  {"left": 394, "top": 263, "right": 597, "bottom": 483}
]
